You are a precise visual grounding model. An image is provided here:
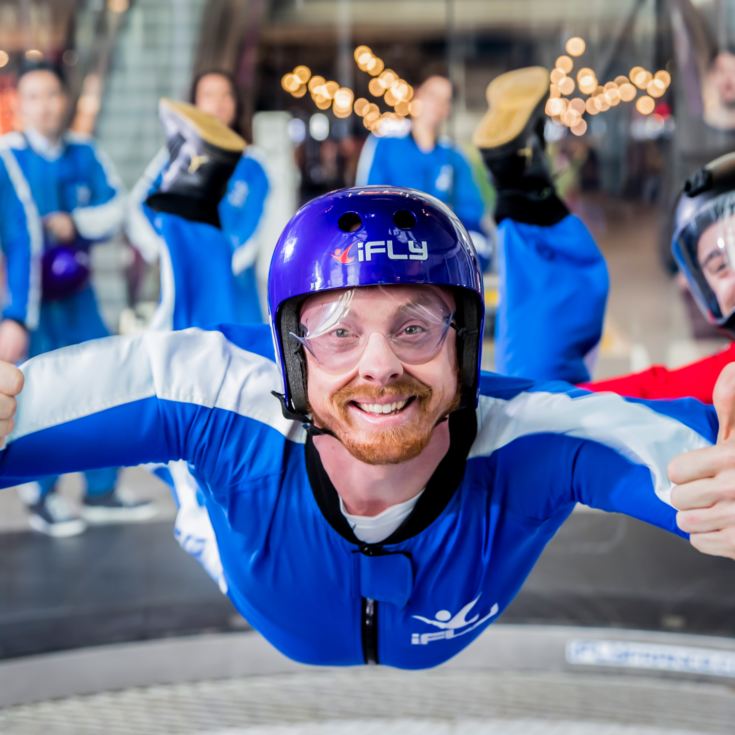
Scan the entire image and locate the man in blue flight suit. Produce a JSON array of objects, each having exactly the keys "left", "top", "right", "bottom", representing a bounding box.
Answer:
[
  {"left": 0, "top": 185, "right": 730, "bottom": 669},
  {"left": 355, "top": 72, "right": 492, "bottom": 268},
  {"left": 0, "top": 61, "right": 153, "bottom": 535}
]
